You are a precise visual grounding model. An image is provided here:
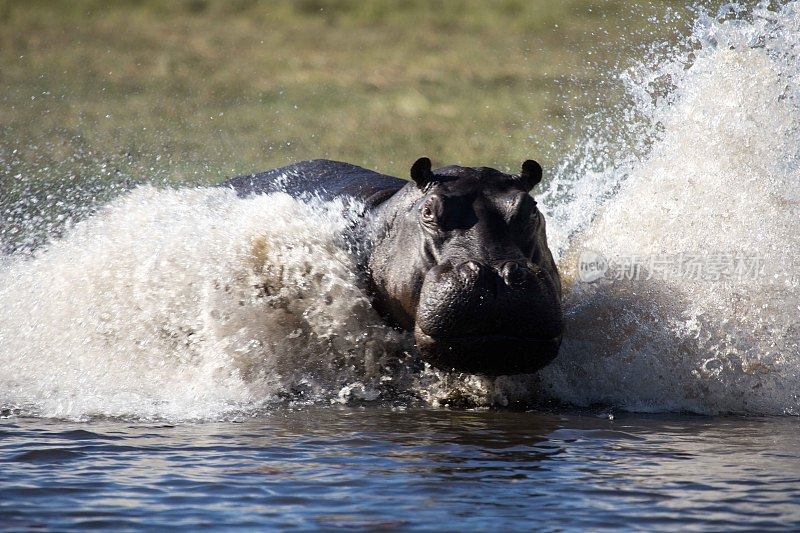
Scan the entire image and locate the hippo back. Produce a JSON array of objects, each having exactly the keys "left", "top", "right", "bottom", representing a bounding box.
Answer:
[{"left": 221, "top": 159, "right": 406, "bottom": 208}]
